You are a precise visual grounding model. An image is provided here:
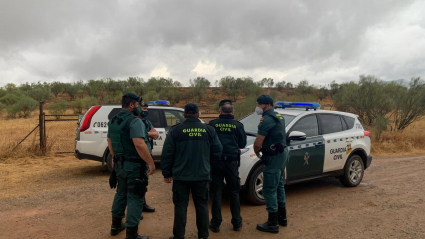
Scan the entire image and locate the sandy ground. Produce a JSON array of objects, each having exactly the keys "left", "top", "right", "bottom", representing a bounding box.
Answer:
[{"left": 1, "top": 154, "right": 425, "bottom": 239}]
